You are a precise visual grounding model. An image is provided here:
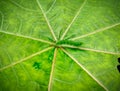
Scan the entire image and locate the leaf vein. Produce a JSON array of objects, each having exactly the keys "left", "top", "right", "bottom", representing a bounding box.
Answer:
[
  {"left": 71, "top": 22, "right": 120, "bottom": 40},
  {"left": 60, "top": 0, "right": 87, "bottom": 40},
  {"left": 48, "top": 48, "right": 57, "bottom": 91},
  {"left": 61, "top": 45, "right": 120, "bottom": 55},
  {"left": 45, "top": 0, "right": 56, "bottom": 14},
  {"left": 36, "top": 0, "right": 57, "bottom": 41},
  {"left": 0, "top": 47, "right": 53, "bottom": 71},
  {"left": 0, "top": 30, "right": 54, "bottom": 45},
  {"left": 61, "top": 48, "right": 109, "bottom": 91}
]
